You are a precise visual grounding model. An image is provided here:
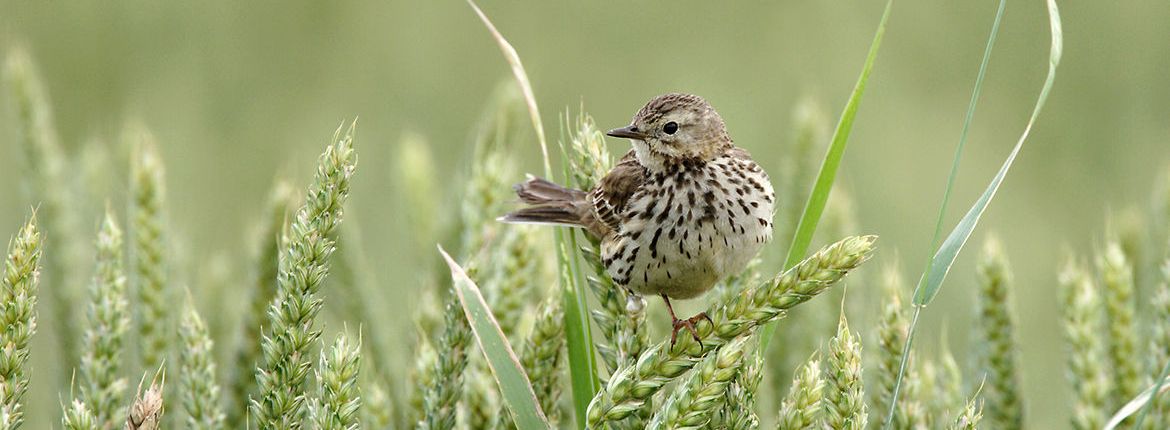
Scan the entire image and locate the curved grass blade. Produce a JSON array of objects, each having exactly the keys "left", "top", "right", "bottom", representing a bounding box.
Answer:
[
  {"left": 440, "top": 246, "right": 552, "bottom": 430},
  {"left": 467, "top": 0, "right": 550, "bottom": 177},
  {"left": 466, "top": 2, "right": 600, "bottom": 427},
  {"left": 885, "top": 0, "right": 1062, "bottom": 427},
  {"left": 1130, "top": 358, "right": 1170, "bottom": 429},
  {"left": 913, "top": 0, "right": 1062, "bottom": 307},
  {"left": 759, "top": 0, "right": 893, "bottom": 353}
]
